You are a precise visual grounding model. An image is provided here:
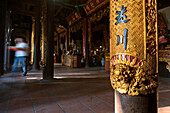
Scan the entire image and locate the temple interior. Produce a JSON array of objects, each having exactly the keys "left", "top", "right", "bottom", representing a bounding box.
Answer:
[{"left": 0, "top": 0, "right": 170, "bottom": 113}]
